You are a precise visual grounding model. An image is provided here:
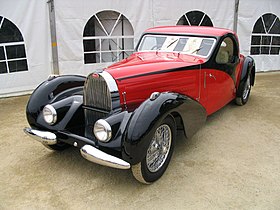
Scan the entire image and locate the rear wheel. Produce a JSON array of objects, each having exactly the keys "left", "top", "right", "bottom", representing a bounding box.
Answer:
[
  {"left": 235, "top": 72, "right": 252, "bottom": 106},
  {"left": 132, "top": 116, "right": 175, "bottom": 184}
]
